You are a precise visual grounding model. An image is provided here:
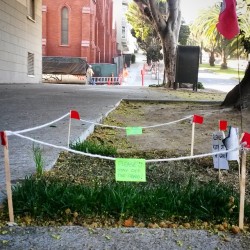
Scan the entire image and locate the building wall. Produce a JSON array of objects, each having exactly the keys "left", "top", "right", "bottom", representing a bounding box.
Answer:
[
  {"left": 0, "top": 0, "right": 42, "bottom": 84},
  {"left": 42, "top": 0, "right": 117, "bottom": 64},
  {"left": 113, "top": 0, "right": 136, "bottom": 54}
]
